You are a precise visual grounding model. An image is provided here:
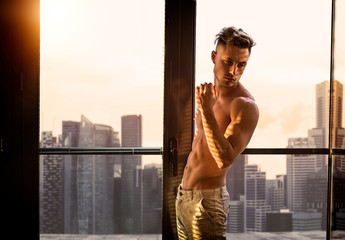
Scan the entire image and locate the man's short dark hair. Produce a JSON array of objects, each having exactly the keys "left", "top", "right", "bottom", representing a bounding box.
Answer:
[{"left": 215, "top": 26, "right": 256, "bottom": 54}]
